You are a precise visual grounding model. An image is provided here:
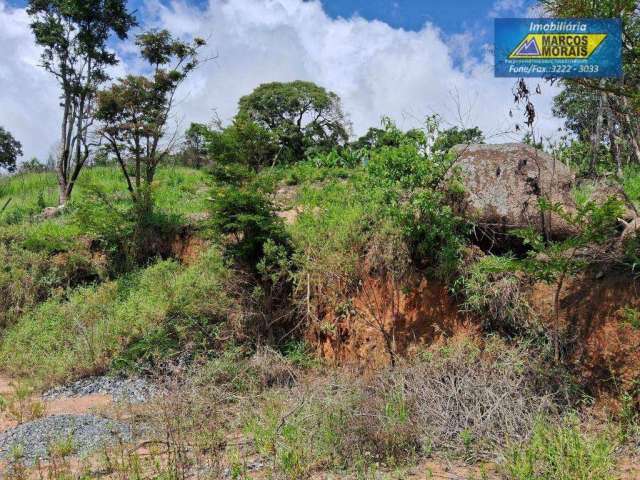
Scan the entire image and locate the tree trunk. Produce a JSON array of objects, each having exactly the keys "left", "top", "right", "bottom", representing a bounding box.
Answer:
[
  {"left": 622, "top": 98, "right": 640, "bottom": 164},
  {"left": 591, "top": 92, "right": 606, "bottom": 175},
  {"left": 605, "top": 94, "right": 622, "bottom": 177},
  {"left": 57, "top": 97, "right": 71, "bottom": 206}
]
